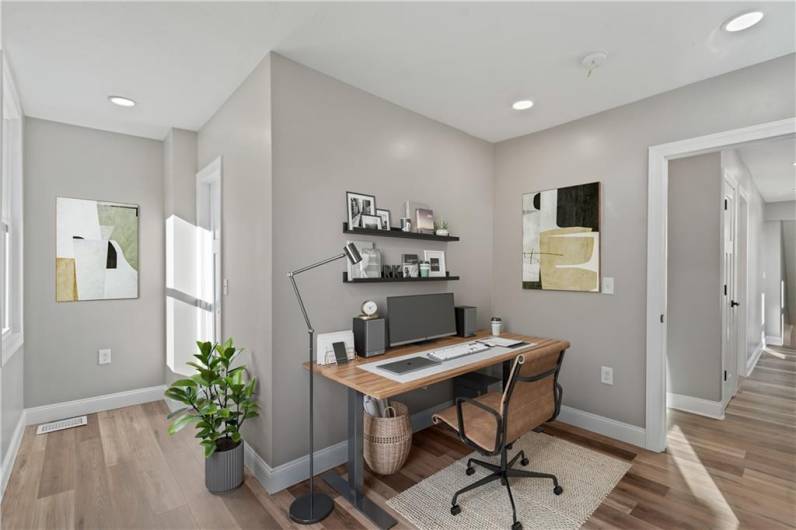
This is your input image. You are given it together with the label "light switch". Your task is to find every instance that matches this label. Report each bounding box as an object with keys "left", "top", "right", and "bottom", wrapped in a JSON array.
[
  {"left": 98, "top": 348, "right": 112, "bottom": 365},
  {"left": 602, "top": 277, "right": 614, "bottom": 295}
]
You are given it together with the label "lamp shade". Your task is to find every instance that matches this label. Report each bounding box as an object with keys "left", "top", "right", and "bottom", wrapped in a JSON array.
[{"left": 344, "top": 242, "right": 362, "bottom": 265}]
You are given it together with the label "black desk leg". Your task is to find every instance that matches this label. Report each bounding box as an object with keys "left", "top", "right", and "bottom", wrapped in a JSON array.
[{"left": 321, "top": 388, "right": 397, "bottom": 529}]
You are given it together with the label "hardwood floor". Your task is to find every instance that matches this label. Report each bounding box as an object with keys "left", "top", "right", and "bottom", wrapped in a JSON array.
[{"left": 3, "top": 345, "right": 794, "bottom": 529}]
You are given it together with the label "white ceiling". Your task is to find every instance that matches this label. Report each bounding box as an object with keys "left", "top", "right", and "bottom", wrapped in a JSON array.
[
  {"left": 738, "top": 136, "right": 796, "bottom": 203},
  {"left": 4, "top": 2, "right": 795, "bottom": 142}
]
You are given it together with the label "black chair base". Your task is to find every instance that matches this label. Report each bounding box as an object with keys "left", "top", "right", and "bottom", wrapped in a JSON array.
[{"left": 450, "top": 447, "right": 563, "bottom": 530}]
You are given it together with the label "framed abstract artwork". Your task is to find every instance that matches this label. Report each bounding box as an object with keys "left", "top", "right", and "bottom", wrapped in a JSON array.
[
  {"left": 522, "top": 182, "right": 600, "bottom": 292},
  {"left": 56, "top": 197, "right": 139, "bottom": 302}
]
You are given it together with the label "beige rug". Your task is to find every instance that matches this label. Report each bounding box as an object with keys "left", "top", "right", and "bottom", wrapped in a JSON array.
[{"left": 387, "top": 431, "right": 631, "bottom": 529}]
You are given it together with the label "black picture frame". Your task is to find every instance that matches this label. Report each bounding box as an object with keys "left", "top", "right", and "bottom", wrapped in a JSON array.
[
  {"left": 346, "top": 191, "right": 377, "bottom": 229},
  {"left": 375, "top": 208, "right": 392, "bottom": 231}
]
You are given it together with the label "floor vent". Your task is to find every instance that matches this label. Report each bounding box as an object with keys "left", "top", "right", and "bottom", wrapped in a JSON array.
[{"left": 36, "top": 416, "right": 88, "bottom": 435}]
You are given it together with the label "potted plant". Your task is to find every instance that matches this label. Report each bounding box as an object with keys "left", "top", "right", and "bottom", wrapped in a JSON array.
[
  {"left": 165, "top": 339, "right": 259, "bottom": 493},
  {"left": 435, "top": 220, "right": 450, "bottom": 237}
]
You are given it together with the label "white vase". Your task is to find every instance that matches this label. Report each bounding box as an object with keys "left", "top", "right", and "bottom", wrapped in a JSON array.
[{"left": 435, "top": 229, "right": 449, "bottom": 236}]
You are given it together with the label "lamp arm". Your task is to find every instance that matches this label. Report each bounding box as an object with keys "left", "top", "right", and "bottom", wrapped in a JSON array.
[{"left": 287, "top": 252, "right": 346, "bottom": 332}]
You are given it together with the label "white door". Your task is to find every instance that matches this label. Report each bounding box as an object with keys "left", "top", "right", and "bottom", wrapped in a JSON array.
[{"left": 722, "top": 179, "right": 738, "bottom": 402}]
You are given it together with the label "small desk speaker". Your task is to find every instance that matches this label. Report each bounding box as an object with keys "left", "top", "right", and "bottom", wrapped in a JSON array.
[
  {"left": 455, "top": 306, "right": 477, "bottom": 337},
  {"left": 353, "top": 317, "right": 386, "bottom": 357}
]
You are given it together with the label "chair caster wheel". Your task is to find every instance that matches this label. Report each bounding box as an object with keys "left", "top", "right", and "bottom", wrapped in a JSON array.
[
  {"left": 451, "top": 505, "right": 461, "bottom": 516},
  {"left": 506, "top": 443, "right": 514, "bottom": 450},
  {"left": 500, "top": 478, "right": 507, "bottom": 486},
  {"left": 465, "top": 467, "right": 475, "bottom": 476},
  {"left": 554, "top": 485, "right": 563, "bottom": 495},
  {"left": 520, "top": 458, "right": 529, "bottom": 466},
  {"left": 512, "top": 522, "right": 522, "bottom": 530}
]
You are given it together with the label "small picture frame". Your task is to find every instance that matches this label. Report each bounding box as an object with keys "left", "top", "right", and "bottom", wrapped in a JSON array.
[
  {"left": 346, "top": 191, "right": 376, "bottom": 229},
  {"left": 375, "top": 208, "right": 392, "bottom": 231},
  {"left": 415, "top": 208, "right": 435, "bottom": 234},
  {"left": 360, "top": 214, "right": 382, "bottom": 230},
  {"left": 424, "top": 250, "right": 446, "bottom": 277}
]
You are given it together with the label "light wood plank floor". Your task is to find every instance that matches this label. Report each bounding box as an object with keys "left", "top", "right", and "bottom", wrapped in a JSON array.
[{"left": 3, "top": 345, "right": 794, "bottom": 529}]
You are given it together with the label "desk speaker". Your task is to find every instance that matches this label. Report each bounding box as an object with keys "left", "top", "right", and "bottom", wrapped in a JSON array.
[
  {"left": 353, "top": 318, "right": 386, "bottom": 357},
  {"left": 455, "top": 306, "right": 477, "bottom": 337}
]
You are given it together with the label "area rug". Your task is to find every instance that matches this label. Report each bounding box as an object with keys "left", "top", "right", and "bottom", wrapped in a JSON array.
[{"left": 387, "top": 431, "right": 631, "bottom": 529}]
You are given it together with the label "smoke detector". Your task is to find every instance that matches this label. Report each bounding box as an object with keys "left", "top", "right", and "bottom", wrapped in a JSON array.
[{"left": 581, "top": 51, "right": 608, "bottom": 78}]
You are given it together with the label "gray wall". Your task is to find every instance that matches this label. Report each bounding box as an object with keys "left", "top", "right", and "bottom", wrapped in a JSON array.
[
  {"left": 666, "top": 153, "right": 721, "bottom": 401},
  {"left": 269, "top": 54, "right": 494, "bottom": 466},
  {"left": 197, "top": 56, "right": 274, "bottom": 463},
  {"left": 764, "top": 221, "right": 784, "bottom": 340},
  {"left": 782, "top": 221, "right": 796, "bottom": 329},
  {"left": 765, "top": 200, "right": 796, "bottom": 221},
  {"left": 24, "top": 118, "right": 165, "bottom": 407},
  {"left": 492, "top": 54, "right": 795, "bottom": 428}
]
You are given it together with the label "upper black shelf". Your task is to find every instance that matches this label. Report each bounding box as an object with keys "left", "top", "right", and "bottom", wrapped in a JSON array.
[{"left": 342, "top": 222, "right": 460, "bottom": 242}]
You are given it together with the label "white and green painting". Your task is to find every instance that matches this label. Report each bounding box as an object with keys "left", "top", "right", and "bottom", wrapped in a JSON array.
[{"left": 56, "top": 197, "right": 139, "bottom": 302}]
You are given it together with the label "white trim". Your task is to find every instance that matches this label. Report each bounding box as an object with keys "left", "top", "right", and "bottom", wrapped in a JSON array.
[
  {"left": 25, "top": 385, "right": 167, "bottom": 426},
  {"left": 0, "top": 410, "right": 26, "bottom": 501},
  {"left": 645, "top": 117, "right": 796, "bottom": 453},
  {"left": 557, "top": 405, "right": 646, "bottom": 448},
  {"left": 667, "top": 393, "right": 725, "bottom": 420},
  {"left": 1, "top": 331, "right": 22, "bottom": 365},
  {"left": 765, "top": 335, "right": 784, "bottom": 347},
  {"left": 746, "top": 344, "right": 764, "bottom": 376}
]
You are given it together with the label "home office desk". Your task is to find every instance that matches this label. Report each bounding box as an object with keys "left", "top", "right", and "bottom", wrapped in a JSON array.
[{"left": 304, "top": 330, "right": 570, "bottom": 529}]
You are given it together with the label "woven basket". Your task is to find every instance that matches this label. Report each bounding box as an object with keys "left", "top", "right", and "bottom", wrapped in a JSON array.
[{"left": 363, "top": 401, "right": 412, "bottom": 475}]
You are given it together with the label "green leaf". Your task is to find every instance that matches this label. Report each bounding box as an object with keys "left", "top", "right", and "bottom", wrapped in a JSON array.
[
  {"left": 168, "top": 413, "right": 199, "bottom": 435},
  {"left": 166, "top": 407, "right": 191, "bottom": 420},
  {"left": 170, "top": 378, "right": 197, "bottom": 388}
]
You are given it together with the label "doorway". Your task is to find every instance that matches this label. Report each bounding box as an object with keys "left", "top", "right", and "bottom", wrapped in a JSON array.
[{"left": 645, "top": 117, "right": 796, "bottom": 452}]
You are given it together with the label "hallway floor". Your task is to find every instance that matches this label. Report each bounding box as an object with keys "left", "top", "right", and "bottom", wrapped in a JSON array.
[{"left": 2, "top": 346, "right": 794, "bottom": 529}]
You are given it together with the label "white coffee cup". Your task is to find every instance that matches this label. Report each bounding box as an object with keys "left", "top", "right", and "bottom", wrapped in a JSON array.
[{"left": 491, "top": 319, "right": 503, "bottom": 336}]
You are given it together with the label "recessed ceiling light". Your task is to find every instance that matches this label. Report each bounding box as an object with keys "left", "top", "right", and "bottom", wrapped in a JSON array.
[
  {"left": 512, "top": 100, "right": 534, "bottom": 111},
  {"left": 723, "top": 11, "right": 764, "bottom": 32},
  {"left": 108, "top": 95, "right": 136, "bottom": 108}
]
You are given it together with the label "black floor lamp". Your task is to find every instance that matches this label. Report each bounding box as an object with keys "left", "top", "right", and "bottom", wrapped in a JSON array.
[{"left": 287, "top": 242, "right": 362, "bottom": 525}]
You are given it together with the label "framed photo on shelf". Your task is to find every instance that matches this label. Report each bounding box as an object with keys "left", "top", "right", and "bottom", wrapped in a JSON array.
[
  {"left": 346, "top": 191, "right": 376, "bottom": 229},
  {"left": 424, "top": 250, "right": 446, "bottom": 277},
  {"left": 360, "top": 214, "right": 382, "bottom": 230},
  {"left": 415, "top": 208, "right": 435, "bottom": 234},
  {"left": 375, "top": 208, "right": 391, "bottom": 231}
]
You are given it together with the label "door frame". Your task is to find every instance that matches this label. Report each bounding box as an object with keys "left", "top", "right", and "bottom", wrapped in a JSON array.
[
  {"left": 721, "top": 173, "right": 738, "bottom": 406},
  {"left": 645, "top": 117, "right": 796, "bottom": 452},
  {"left": 736, "top": 188, "right": 751, "bottom": 379},
  {"left": 196, "top": 157, "right": 222, "bottom": 342}
]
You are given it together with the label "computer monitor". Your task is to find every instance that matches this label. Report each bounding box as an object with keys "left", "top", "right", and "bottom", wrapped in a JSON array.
[{"left": 387, "top": 293, "right": 456, "bottom": 347}]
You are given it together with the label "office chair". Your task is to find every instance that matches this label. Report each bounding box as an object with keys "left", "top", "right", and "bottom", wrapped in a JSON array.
[{"left": 432, "top": 342, "right": 567, "bottom": 530}]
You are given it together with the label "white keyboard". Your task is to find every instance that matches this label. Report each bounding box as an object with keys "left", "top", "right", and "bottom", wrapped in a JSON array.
[{"left": 427, "top": 341, "right": 490, "bottom": 362}]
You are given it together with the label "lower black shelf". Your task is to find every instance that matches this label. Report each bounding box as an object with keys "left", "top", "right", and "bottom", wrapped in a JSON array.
[{"left": 343, "top": 272, "right": 459, "bottom": 283}]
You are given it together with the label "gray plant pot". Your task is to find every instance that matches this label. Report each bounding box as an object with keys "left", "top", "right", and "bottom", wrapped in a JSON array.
[{"left": 205, "top": 440, "right": 244, "bottom": 493}]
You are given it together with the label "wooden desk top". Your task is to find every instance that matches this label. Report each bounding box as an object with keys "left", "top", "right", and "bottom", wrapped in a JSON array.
[{"left": 304, "top": 330, "right": 569, "bottom": 399}]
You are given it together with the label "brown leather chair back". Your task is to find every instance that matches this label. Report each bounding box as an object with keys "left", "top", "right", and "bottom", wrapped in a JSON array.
[{"left": 499, "top": 343, "right": 564, "bottom": 445}]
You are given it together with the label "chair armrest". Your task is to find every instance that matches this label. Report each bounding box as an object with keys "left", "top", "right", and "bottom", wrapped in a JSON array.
[{"left": 455, "top": 397, "right": 502, "bottom": 453}]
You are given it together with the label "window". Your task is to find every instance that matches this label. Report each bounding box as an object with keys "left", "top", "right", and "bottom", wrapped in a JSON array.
[{"left": 2, "top": 55, "right": 24, "bottom": 365}]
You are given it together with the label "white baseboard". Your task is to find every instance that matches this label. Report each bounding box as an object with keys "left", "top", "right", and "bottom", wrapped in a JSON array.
[
  {"left": 1, "top": 410, "right": 27, "bottom": 502},
  {"left": 766, "top": 335, "right": 783, "bottom": 347},
  {"left": 666, "top": 392, "right": 724, "bottom": 420},
  {"left": 25, "top": 385, "right": 167, "bottom": 426},
  {"left": 746, "top": 344, "right": 765, "bottom": 376},
  {"left": 556, "top": 405, "right": 646, "bottom": 448}
]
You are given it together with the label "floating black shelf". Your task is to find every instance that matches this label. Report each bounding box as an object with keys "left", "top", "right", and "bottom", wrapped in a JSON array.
[
  {"left": 343, "top": 272, "right": 460, "bottom": 283},
  {"left": 342, "top": 222, "right": 460, "bottom": 242}
]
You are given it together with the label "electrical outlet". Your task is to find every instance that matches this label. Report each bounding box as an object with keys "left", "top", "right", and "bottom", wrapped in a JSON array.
[
  {"left": 602, "top": 277, "right": 614, "bottom": 295},
  {"left": 98, "top": 348, "right": 112, "bottom": 365},
  {"left": 601, "top": 366, "right": 613, "bottom": 385}
]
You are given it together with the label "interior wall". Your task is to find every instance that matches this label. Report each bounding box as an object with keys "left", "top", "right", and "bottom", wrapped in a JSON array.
[
  {"left": 492, "top": 54, "right": 795, "bottom": 428},
  {"left": 23, "top": 118, "right": 165, "bottom": 407},
  {"left": 269, "top": 53, "right": 495, "bottom": 466},
  {"left": 196, "top": 55, "right": 273, "bottom": 463},
  {"left": 782, "top": 221, "right": 796, "bottom": 329},
  {"left": 763, "top": 221, "right": 783, "bottom": 341},
  {"left": 722, "top": 149, "right": 767, "bottom": 362},
  {"left": 666, "top": 153, "right": 722, "bottom": 401},
  {"left": 764, "top": 200, "right": 796, "bottom": 221}
]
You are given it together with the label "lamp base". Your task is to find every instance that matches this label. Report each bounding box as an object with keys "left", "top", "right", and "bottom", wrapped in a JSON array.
[{"left": 289, "top": 492, "right": 334, "bottom": 524}]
